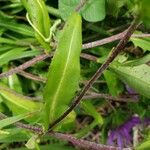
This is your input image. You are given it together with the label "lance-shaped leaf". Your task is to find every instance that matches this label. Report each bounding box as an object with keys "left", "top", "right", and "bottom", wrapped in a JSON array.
[
  {"left": 43, "top": 12, "right": 82, "bottom": 130},
  {"left": 111, "top": 64, "right": 150, "bottom": 98},
  {"left": 0, "top": 112, "right": 37, "bottom": 129},
  {"left": 0, "top": 84, "right": 42, "bottom": 121},
  {"left": 21, "top": 0, "right": 51, "bottom": 51}
]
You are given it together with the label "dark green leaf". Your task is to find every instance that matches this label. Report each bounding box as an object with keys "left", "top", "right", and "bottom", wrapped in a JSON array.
[{"left": 111, "top": 64, "right": 150, "bottom": 98}]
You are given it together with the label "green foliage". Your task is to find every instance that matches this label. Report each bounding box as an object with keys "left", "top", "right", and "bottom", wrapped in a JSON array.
[
  {"left": 111, "top": 64, "right": 150, "bottom": 98},
  {"left": 81, "top": 101, "right": 103, "bottom": 125},
  {"left": 0, "top": 112, "right": 36, "bottom": 129},
  {"left": 136, "top": 132, "right": 150, "bottom": 150},
  {"left": 42, "top": 12, "right": 82, "bottom": 130},
  {"left": 0, "top": 11, "right": 34, "bottom": 37},
  {"left": 0, "top": 84, "right": 42, "bottom": 118},
  {"left": 21, "top": 0, "right": 51, "bottom": 51},
  {"left": 131, "top": 37, "right": 150, "bottom": 52},
  {"left": 104, "top": 70, "right": 123, "bottom": 96},
  {"left": 106, "top": 0, "right": 127, "bottom": 17},
  {"left": 0, "top": 0, "right": 150, "bottom": 149},
  {"left": 139, "top": 0, "right": 150, "bottom": 28},
  {"left": 59, "top": 0, "right": 105, "bottom": 22}
]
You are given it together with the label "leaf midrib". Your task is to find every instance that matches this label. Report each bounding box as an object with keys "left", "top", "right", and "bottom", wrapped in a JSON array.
[{"left": 50, "top": 22, "right": 78, "bottom": 119}]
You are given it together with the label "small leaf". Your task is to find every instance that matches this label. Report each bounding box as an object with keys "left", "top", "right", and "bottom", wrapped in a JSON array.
[
  {"left": 21, "top": 0, "right": 51, "bottom": 51},
  {"left": 0, "top": 84, "right": 42, "bottom": 115},
  {"left": 81, "top": 0, "right": 106, "bottom": 22},
  {"left": 42, "top": 12, "right": 82, "bottom": 130},
  {"left": 131, "top": 37, "right": 150, "bottom": 51},
  {"left": 124, "top": 54, "right": 150, "bottom": 66},
  {"left": 139, "top": 0, "right": 150, "bottom": 28},
  {"left": 104, "top": 70, "right": 123, "bottom": 96},
  {"left": 0, "top": 11, "right": 34, "bottom": 37},
  {"left": 0, "top": 112, "right": 36, "bottom": 129},
  {"left": 111, "top": 64, "right": 150, "bottom": 98},
  {"left": 81, "top": 101, "right": 103, "bottom": 125},
  {"left": 59, "top": 0, "right": 105, "bottom": 22},
  {"left": 106, "top": 0, "right": 126, "bottom": 17},
  {"left": 25, "top": 134, "right": 39, "bottom": 149},
  {"left": 136, "top": 133, "right": 150, "bottom": 150}
]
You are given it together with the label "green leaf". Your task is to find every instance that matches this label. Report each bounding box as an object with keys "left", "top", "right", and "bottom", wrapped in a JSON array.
[
  {"left": 0, "top": 11, "right": 34, "bottom": 37},
  {"left": 0, "top": 47, "right": 41, "bottom": 66},
  {"left": 124, "top": 54, "right": 150, "bottom": 66},
  {"left": 139, "top": 0, "right": 150, "bottom": 28},
  {"left": 0, "top": 84, "right": 42, "bottom": 115},
  {"left": 0, "top": 112, "right": 37, "bottom": 129},
  {"left": 81, "top": 0, "right": 105, "bottom": 22},
  {"left": 111, "top": 64, "right": 150, "bottom": 98},
  {"left": 136, "top": 132, "right": 150, "bottom": 150},
  {"left": 81, "top": 101, "right": 103, "bottom": 125},
  {"left": 21, "top": 0, "right": 51, "bottom": 51},
  {"left": 25, "top": 134, "right": 39, "bottom": 149},
  {"left": 104, "top": 70, "right": 123, "bottom": 96},
  {"left": 13, "top": 144, "right": 75, "bottom": 150},
  {"left": 131, "top": 37, "right": 150, "bottom": 51},
  {"left": 59, "top": 0, "right": 105, "bottom": 22},
  {"left": 58, "top": 0, "right": 79, "bottom": 20},
  {"left": 42, "top": 12, "right": 82, "bottom": 130},
  {"left": 0, "top": 128, "right": 29, "bottom": 143},
  {"left": 106, "top": 0, "right": 126, "bottom": 17}
]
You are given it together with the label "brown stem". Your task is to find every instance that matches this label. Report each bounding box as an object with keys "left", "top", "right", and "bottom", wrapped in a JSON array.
[
  {"left": 80, "top": 53, "right": 98, "bottom": 61},
  {"left": 83, "top": 93, "right": 138, "bottom": 103},
  {"left": 82, "top": 32, "right": 150, "bottom": 49},
  {"left": 0, "top": 113, "right": 119, "bottom": 150},
  {"left": 0, "top": 53, "right": 97, "bottom": 79},
  {"left": 0, "top": 32, "right": 149, "bottom": 80},
  {"left": 75, "top": 0, "right": 89, "bottom": 12},
  {"left": 0, "top": 54, "right": 50, "bottom": 79},
  {"left": 18, "top": 70, "right": 47, "bottom": 83},
  {"left": 48, "top": 18, "right": 139, "bottom": 130}
]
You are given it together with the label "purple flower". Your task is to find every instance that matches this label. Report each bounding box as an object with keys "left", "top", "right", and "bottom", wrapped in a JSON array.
[{"left": 107, "top": 116, "right": 141, "bottom": 148}]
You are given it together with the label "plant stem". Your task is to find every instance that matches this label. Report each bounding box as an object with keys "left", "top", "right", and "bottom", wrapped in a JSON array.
[
  {"left": 83, "top": 93, "right": 138, "bottom": 102},
  {"left": 47, "top": 18, "right": 139, "bottom": 130},
  {"left": 75, "top": 0, "right": 89, "bottom": 12},
  {"left": 0, "top": 54, "right": 50, "bottom": 79},
  {"left": 0, "top": 113, "right": 119, "bottom": 150},
  {"left": 0, "top": 53, "right": 96, "bottom": 79},
  {"left": 47, "top": 6, "right": 60, "bottom": 17},
  {"left": 1, "top": 31, "right": 149, "bottom": 79},
  {"left": 18, "top": 70, "right": 47, "bottom": 83}
]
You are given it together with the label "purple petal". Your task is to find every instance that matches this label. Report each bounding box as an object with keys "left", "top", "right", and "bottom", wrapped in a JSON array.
[{"left": 116, "top": 133, "right": 123, "bottom": 148}]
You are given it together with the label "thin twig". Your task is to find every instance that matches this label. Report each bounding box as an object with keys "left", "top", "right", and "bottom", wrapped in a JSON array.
[
  {"left": 82, "top": 32, "right": 150, "bottom": 49},
  {"left": 18, "top": 70, "right": 47, "bottom": 83},
  {"left": 83, "top": 93, "right": 138, "bottom": 102},
  {"left": 75, "top": 0, "right": 89, "bottom": 12},
  {"left": 48, "top": 18, "right": 139, "bottom": 130},
  {"left": 0, "top": 113, "right": 119, "bottom": 150},
  {"left": 0, "top": 54, "right": 50, "bottom": 79},
  {"left": 80, "top": 53, "right": 97, "bottom": 61},
  {"left": 0, "top": 53, "right": 97, "bottom": 79},
  {"left": 0, "top": 31, "right": 149, "bottom": 79}
]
